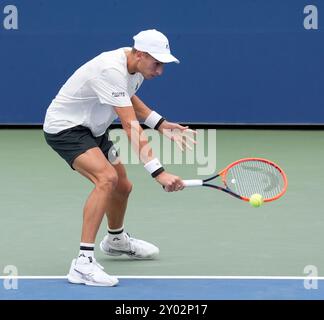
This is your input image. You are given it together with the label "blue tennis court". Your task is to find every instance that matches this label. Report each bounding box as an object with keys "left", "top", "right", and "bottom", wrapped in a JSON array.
[{"left": 1, "top": 277, "right": 324, "bottom": 300}]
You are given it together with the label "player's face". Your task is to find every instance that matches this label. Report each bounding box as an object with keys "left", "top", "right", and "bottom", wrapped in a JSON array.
[{"left": 138, "top": 53, "right": 164, "bottom": 79}]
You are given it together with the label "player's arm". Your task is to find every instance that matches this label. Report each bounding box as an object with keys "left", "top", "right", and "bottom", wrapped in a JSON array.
[
  {"left": 89, "top": 70, "right": 183, "bottom": 190},
  {"left": 131, "top": 94, "right": 196, "bottom": 151},
  {"left": 131, "top": 95, "right": 152, "bottom": 121},
  {"left": 114, "top": 106, "right": 184, "bottom": 192}
]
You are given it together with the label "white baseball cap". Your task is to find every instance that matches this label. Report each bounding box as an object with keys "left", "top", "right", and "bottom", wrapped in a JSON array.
[{"left": 133, "top": 29, "right": 180, "bottom": 64}]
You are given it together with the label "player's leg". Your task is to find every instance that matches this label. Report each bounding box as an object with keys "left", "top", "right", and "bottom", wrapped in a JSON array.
[
  {"left": 105, "top": 162, "right": 132, "bottom": 230},
  {"left": 72, "top": 147, "right": 119, "bottom": 243},
  {"left": 100, "top": 161, "right": 159, "bottom": 259},
  {"left": 45, "top": 127, "right": 119, "bottom": 286},
  {"left": 67, "top": 147, "right": 119, "bottom": 286}
]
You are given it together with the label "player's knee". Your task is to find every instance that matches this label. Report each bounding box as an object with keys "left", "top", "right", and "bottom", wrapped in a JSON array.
[
  {"left": 116, "top": 179, "right": 133, "bottom": 197},
  {"left": 96, "top": 171, "right": 118, "bottom": 191},
  {"left": 124, "top": 180, "right": 133, "bottom": 196}
]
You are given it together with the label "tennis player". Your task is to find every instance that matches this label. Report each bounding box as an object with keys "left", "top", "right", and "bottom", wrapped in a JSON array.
[{"left": 43, "top": 29, "right": 195, "bottom": 286}]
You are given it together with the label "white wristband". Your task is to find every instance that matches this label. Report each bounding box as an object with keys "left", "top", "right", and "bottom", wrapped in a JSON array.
[
  {"left": 144, "top": 111, "right": 163, "bottom": 129},
  {"left": 144, "top": 158, "right": 163, "bottom": 174}
]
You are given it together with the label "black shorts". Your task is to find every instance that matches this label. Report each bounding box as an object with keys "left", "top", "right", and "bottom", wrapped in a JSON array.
[{"left": 44, "top": 125, "right": 118, "bottom": 169}]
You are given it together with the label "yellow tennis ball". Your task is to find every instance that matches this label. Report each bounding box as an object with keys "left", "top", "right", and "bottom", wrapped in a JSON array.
[{"left": 249, "top": 194, "right": 264, "bottom": 208}]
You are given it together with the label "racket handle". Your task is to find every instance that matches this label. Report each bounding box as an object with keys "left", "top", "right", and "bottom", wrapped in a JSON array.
[{"left": 183, "top": 179, "right": 203, "bottom": 187}]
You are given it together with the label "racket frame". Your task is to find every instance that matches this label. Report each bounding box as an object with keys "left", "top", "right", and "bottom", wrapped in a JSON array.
[{"left": 201, "top": 157, "right": 288, "bottom": 202}]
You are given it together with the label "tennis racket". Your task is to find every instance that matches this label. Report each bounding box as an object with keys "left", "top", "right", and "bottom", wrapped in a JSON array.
[{"left": 183, "top": 158, "right": 288, "bottom": 202}]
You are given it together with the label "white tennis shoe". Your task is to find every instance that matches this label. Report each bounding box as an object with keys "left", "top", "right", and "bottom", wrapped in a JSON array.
[
  {"left": 67, "top": 256, "right": 119, "bottom": 287},
  {"left": 100, "top": 233, "right": 159, "bottom": 260}
]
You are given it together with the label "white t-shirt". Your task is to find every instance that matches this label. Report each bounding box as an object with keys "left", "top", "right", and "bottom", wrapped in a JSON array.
[{"left": 43, "top": 48, "right": 144, "bottom": 137}]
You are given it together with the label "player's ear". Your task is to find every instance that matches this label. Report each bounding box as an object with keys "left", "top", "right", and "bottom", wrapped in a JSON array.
[
  {"left": 133, "top": 48, "right": 144, "bottom": 61},
  {"left": 138, "top": 51, "right": 151, "bottom": 63}
]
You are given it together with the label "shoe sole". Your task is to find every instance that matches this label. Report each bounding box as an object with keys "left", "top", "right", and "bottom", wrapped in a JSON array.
[
  {"left": 99, "top": 241, "right": 159, "bottom": 260},
  {"left": 67, "top": 274, "right": 119, "bottom": 287}
]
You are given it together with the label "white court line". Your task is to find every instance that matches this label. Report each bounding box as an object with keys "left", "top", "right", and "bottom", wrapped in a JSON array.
[{"left": 0, "top": 276, "right": 324, "bottom": 280}]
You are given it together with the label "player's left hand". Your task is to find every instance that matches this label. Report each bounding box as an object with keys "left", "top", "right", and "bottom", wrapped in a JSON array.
[{"left": 158, "top": 121, "right": 197, "bottom": 151}]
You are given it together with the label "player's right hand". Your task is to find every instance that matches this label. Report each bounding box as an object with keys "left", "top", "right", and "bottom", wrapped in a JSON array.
[{"left": 155, "top": 171, "right": 184, "bottom": 192}]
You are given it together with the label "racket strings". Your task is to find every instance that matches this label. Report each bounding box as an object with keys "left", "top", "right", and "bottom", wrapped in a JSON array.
[{"left": 226, "top": 161, "right": 285, "bottom": 199}]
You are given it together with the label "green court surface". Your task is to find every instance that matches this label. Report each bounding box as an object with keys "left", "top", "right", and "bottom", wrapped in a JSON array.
[{"left": 0, "top": 129, "right": 323, "bottom": 277}]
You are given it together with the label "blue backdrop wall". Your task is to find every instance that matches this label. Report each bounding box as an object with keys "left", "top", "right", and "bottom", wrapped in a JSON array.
[{"left": 1, "top": 0, "right": 323, "bottom": 124}]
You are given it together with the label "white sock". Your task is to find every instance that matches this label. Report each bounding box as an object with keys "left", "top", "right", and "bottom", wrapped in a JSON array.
[
  {"left": 78, "top": 242, "right": 95, "bottom": 262},
  {"left": 107, "top": 226, "right": 128, "bottom": 246}
]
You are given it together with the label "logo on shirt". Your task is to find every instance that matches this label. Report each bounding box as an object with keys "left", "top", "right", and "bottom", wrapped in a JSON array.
[{"left": 112, "top": 92, "right": 126, "bottom": 97}]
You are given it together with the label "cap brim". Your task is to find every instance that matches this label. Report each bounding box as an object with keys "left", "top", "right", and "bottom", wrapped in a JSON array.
[{"left": 149, "top": 53, "right": 180, "bottom": 64}]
